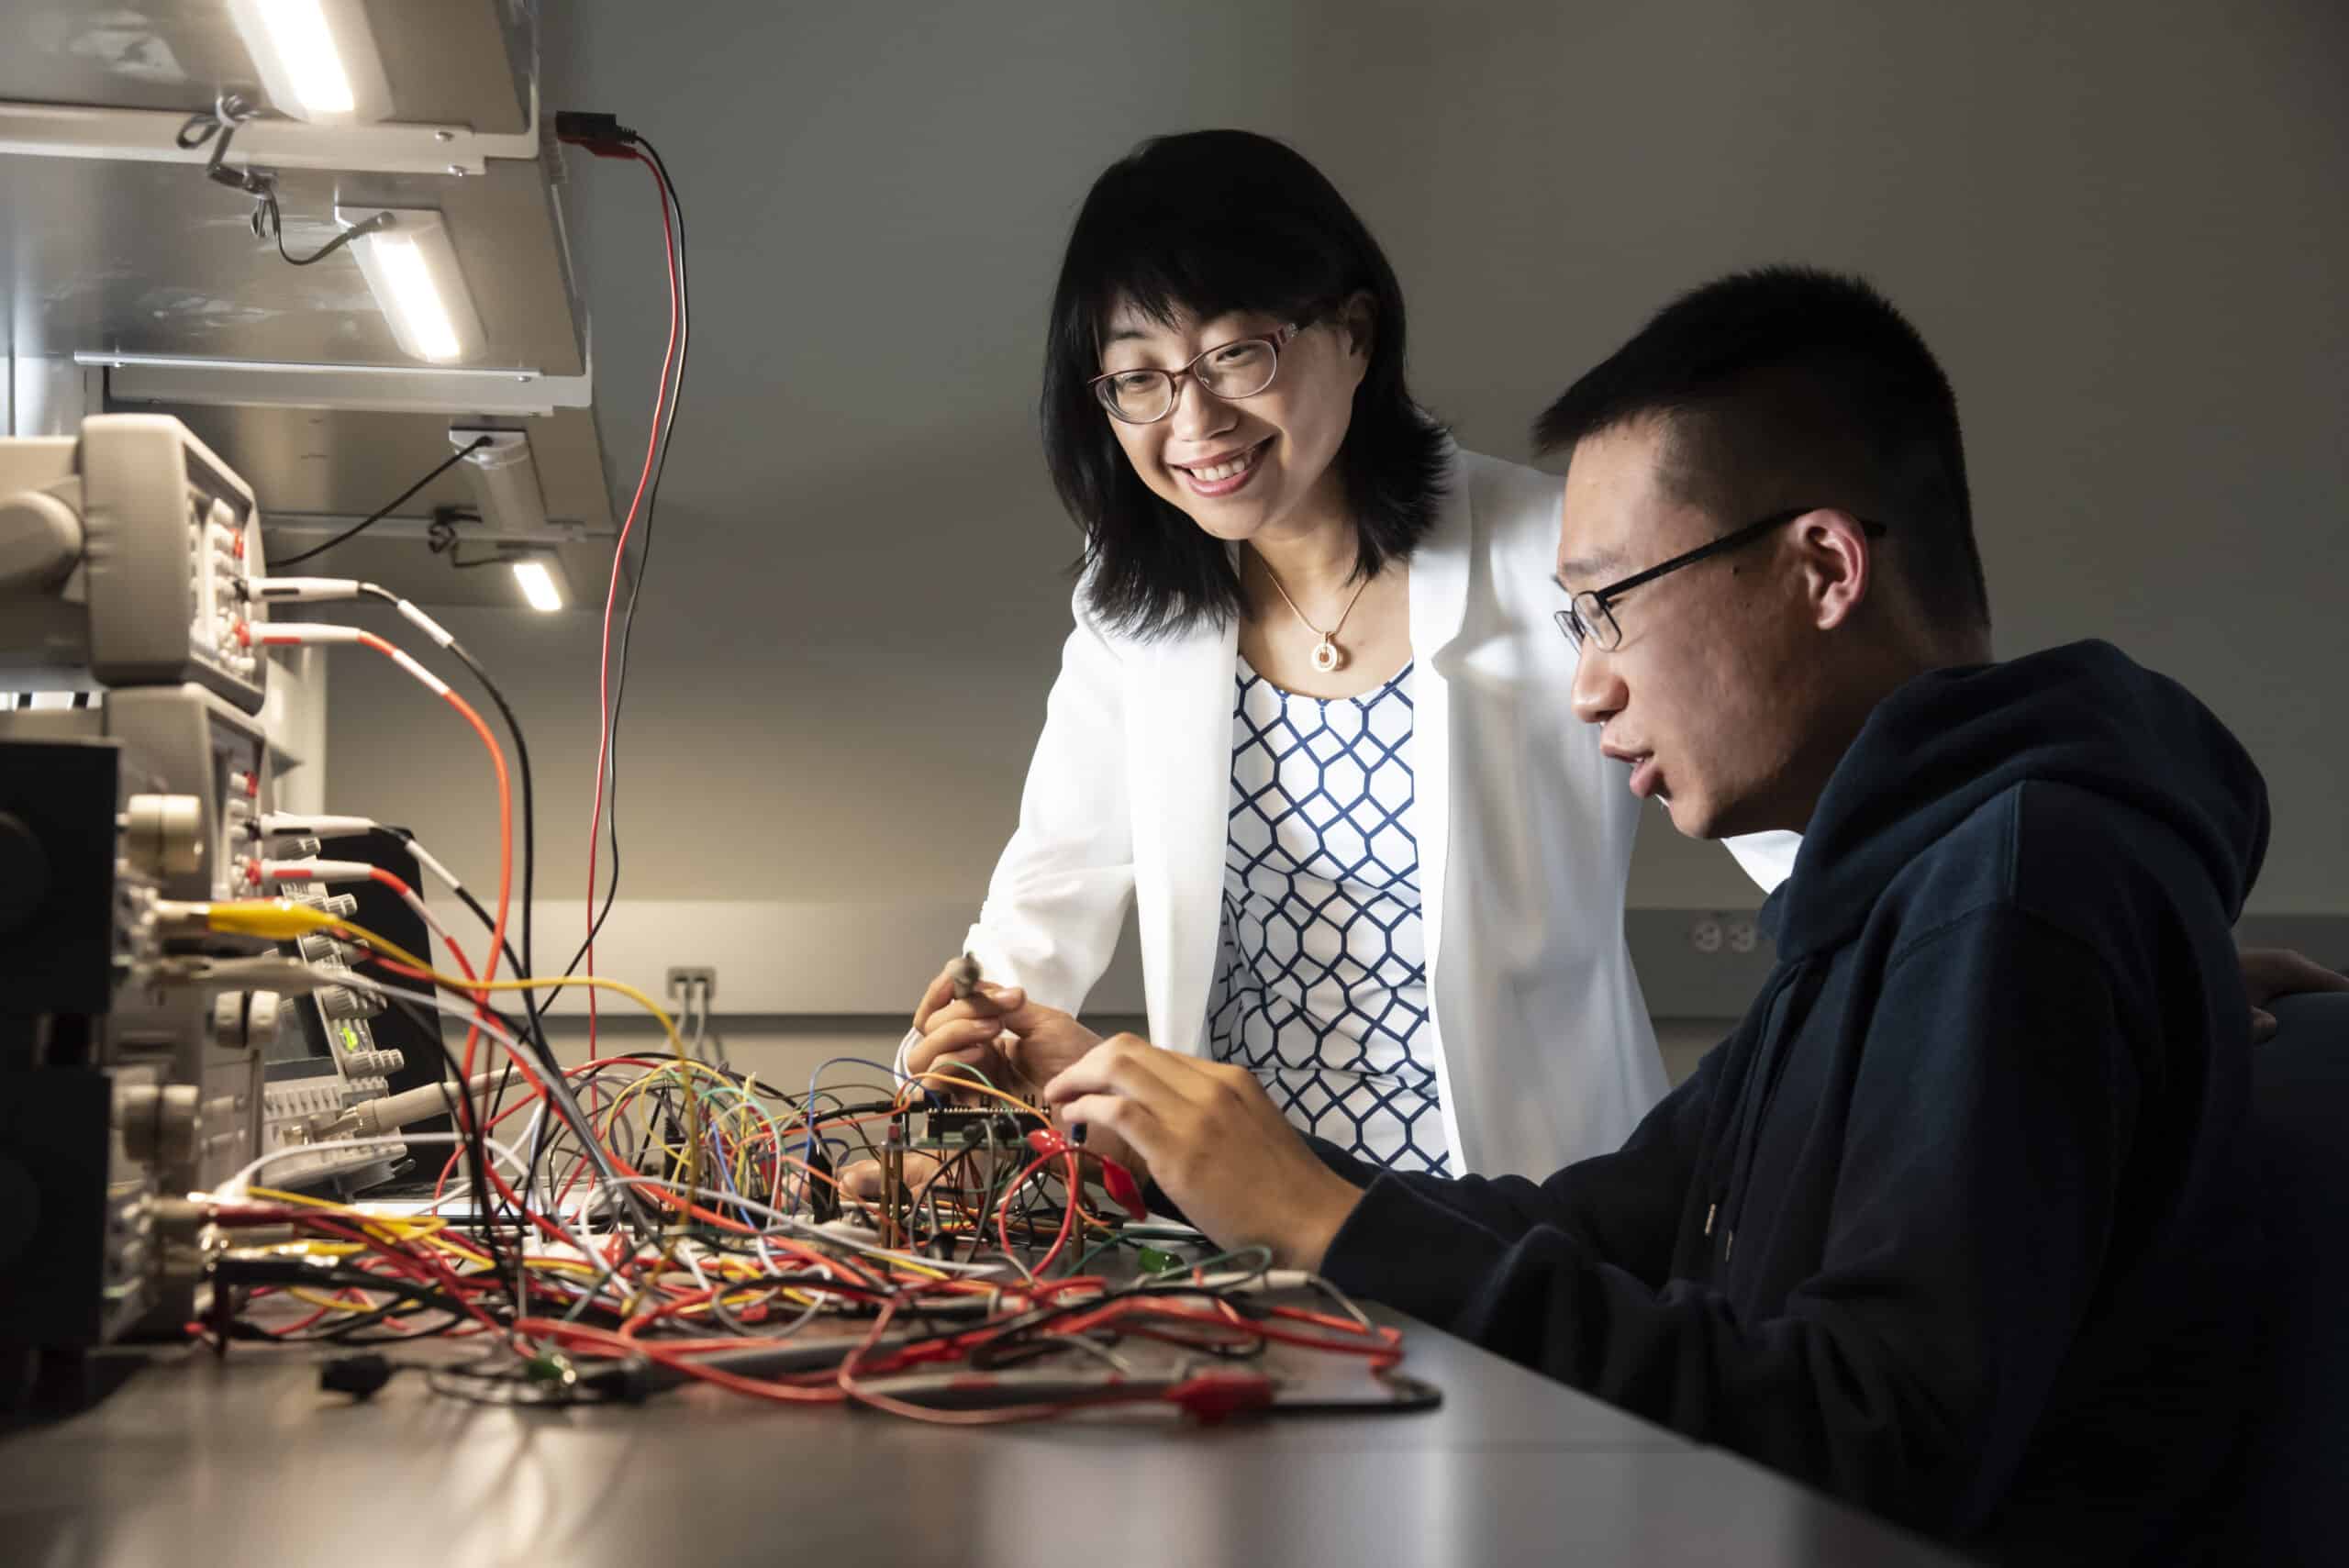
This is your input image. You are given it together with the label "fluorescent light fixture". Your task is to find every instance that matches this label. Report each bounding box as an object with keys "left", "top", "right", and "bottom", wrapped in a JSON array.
[
  {"left": 334, "top": 206, "right": 486, "bottom": 364},
  {"left": 450, "top": 428, "right": 551, "bottom": 535},
  {"left": 511, "top": 558, "right": 564, "bottom": 613},
  {"left": 228, "top": 0, "right": 395, "bottom": 124},
  {"left": 372, "top": 238, "right": 460, "bottom": 359}
]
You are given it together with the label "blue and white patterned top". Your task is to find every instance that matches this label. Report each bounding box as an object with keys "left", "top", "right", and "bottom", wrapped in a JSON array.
[{"left": 1204, "top": 655, "right": 1452, "bottom": 1174}]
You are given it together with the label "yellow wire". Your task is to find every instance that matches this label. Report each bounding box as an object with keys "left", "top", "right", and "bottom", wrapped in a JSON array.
[
  {"left": 226, "top": 910, "right": 1091, "bottom": 1263},
  {"left": 205, "top": 901, "right": 704, "bottom": 1214},
  {"left": 201, "top": 902, "right": 687, "bottom": 1056}
]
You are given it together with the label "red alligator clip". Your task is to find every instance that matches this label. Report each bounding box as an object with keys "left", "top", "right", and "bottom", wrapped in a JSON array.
[
  {"left": 1025, "top": 1128, "right": 1148, "bottom": 1220},
  {"left": 1166, "top": 1370, "right": 1275, "bottom": 1424}
]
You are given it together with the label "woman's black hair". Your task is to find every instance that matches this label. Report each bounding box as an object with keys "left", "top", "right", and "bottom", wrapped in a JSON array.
[{"left": 1041, "top": 129, "right": 1449, "bottom": 639}]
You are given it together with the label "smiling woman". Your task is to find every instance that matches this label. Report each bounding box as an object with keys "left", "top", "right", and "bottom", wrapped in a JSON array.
[{"left": 895, "top": 130, "right": 1786, "bottom": 1183}]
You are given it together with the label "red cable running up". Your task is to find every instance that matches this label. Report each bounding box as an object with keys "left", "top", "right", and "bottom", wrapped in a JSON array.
[{"left": 584, "top": 149, "right": 682, "bottom": 1053}]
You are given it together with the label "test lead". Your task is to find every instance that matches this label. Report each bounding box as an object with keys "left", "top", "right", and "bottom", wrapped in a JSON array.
[{"left": 949, "top": 951, "right": 982, "bottom": 1001}]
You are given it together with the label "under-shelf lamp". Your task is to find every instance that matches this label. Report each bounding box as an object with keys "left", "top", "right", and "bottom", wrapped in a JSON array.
[
  {"left": 333, "top": 206, "right": 486, "bottom": 364},
  {"left": 228, "top": 0, "right": 395, "bottom": 124}
]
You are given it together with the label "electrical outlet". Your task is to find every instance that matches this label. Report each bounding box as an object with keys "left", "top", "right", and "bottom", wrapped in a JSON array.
[
  {"left": 1725, "top": 917, "right": 1759, "bottom": 955},
  {"left": 1687, "top": 915, "right": 1723, "bottom": 954},
  {"left": 666, "top": 966, "right": 716, "bottom": 1000}
]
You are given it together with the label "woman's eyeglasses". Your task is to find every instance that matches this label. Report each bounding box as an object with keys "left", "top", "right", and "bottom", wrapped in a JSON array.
[{"left": 1089, "top": 323, "right": 1301, "bottom": 425}]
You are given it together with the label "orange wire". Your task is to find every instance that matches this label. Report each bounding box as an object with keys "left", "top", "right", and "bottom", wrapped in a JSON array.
[{"left": 323, "top": 629, "right": 513, "bottom": 1077}]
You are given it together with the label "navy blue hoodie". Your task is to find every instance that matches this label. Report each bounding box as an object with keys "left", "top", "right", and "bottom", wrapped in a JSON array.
[{"left": 1314, "top": 640, "right": 2266, "bottom": 1562}]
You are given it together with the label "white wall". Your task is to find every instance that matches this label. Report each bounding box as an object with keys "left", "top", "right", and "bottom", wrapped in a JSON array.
[{"left": 321, "top": 0, "right": 2348, "bottom": 1031}]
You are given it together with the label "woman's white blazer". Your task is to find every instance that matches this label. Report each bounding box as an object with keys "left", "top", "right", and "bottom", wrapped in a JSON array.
[{"left": 962, "top": 441, "right": 1798, "bottom": 1176}]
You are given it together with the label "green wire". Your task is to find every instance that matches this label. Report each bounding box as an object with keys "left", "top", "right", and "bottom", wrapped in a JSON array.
[{"left": 1065, "top": 1229, "right": 1149, "bottom": 1279}]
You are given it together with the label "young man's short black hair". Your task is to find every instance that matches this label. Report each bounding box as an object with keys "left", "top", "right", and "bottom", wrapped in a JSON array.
[
  {"left": 1042, "top": 129, "right": 1449, "bottom": 639},
  {"left": 1535, "top": 267, "right": 1989, "bottom": 633}
]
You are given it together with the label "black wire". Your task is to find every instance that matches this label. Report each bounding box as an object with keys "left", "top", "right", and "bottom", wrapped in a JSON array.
[
  {"left": 215, "top": 1259, "right": 475, "bottom": 1340},
  {"left": 273, "top": 438, "right": 493, "bottom": 568},
  {"left": 426, "top": 506, "right": 532, "bottom": 570},
  {"left": 347, "top": 591, "right": 552, "bottom": 1180},
  {"left": 383, "top": 991, "right": 527, "bottom": 1295},
  {"left": 277, "top": 210, "right": 389, "bottom": 268},
  {"left": 561, "top": 136, "right": 688, "bottom": 983},
  {"left": 344, "top": 794, "right": 540, "bottom": 1059},
  {"left": 424, "top": 506, "right": 483, "bottom": 557},
  {"left": 373, "top": 609, "right": 540, "bottom": 1023},
  {"left": 340, "top": 595, "right": 656, "bottom": 1233}
]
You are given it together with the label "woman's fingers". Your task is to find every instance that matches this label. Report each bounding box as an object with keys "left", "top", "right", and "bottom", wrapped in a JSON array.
[
  {"left": 915, "top": 966, "right": 1025, "bottom": 1034},
  {"left": 906, "top": 1015, "right": 1013, "bottom": 1079},
  {"left": 910, "top": 962, "right": 963, "bottom": 1034},
  {"left": 915, "top": 981, "right": 1026, "bottom": 1037}
]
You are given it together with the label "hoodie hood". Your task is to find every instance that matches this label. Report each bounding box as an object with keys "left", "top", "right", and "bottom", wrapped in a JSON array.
[{"left": 1765, "top": 639, "right": 2268, "bottom": 961}]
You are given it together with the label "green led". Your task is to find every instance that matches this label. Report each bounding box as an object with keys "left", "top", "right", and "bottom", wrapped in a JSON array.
[
  {"left": 1137, "top": 1246, "right": 1185, "bottom": 1275},
  {"left": 340, "top": 1022, "right": 362, "bottom": 1051}
]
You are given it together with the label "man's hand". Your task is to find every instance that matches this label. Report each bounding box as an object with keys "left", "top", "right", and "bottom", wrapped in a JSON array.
[
  {"left": 2241, "top": 947, "right": 2349, "bottom": 1043},
  {"left": 1043, "top": 1035, "right": 1364, "bottom": 1271}
]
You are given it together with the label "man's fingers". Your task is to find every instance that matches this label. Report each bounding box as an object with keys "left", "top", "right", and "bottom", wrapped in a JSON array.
[
  {"left": 1052, "top": 1092, "right": 1162, "bottom": 1168},
  {"left": 2240, "top": 947, "right": 2349, "bottom": 1008},
  {"left": 2251, "top": 1007, "right": 2278, "bottom": 1045},
  {"left": 1042, "top": 1034, "right": 1196, "bottom": 1110},
  {"left": 2285, "top": 957, "right": 2349, "bottom": 993}
]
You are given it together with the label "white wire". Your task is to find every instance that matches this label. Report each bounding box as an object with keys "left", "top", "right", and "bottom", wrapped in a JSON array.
[
  {"left": 324, "top": 951, "right": 654, "bottom": 1240},
  {"left": 215, "top": 1131, "right": 528, "bottom": 1199},
  {"left": 288, "top": 965, "right": 636, "bottom": 1301},
  {"left": 399, "top": 835, "right": 467, "bottom": 896}
]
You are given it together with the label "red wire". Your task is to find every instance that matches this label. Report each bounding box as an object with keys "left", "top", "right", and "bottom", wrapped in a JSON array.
[
  {"left": 355, "top": 866, "right": 542, "bottom": 1095},
  {"left": 254, "top": 627, "right": 512, "bottom": 1068},
  {"left": 992, "top": 1150, "right": 1080, "bottom": 1273},
  {"left": 584, "top": 149, "right": 681, "bottom": 1054},
  {"left": 334, "top": 630, "right": 513, "bottom": 1073}
]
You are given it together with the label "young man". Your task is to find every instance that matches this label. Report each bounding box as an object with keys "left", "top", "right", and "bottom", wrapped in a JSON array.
[{"left": 962, "top": 269, "right": 2266, "bottom": 1561}]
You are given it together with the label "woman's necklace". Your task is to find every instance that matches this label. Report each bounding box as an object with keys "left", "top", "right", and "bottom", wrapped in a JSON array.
[{"left": 1259, "top": 559, "right": 1373, "bottom": 673}]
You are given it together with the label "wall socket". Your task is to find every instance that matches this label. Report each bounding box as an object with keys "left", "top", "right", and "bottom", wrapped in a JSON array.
[
  {"left": 1687, "top": 915, "right": 1760, "bottom": 956},
  {"left": 666, "top": 966, "right": 717, "bottom": 1000}
]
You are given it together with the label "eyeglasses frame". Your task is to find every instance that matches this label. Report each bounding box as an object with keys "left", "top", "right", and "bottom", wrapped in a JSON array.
[
  {"left": 1088, "top": 322, "right": 1303, "bottom": 425},
  {"left": 1554, "top": 506, "right": 1889, "bottom": 651}
]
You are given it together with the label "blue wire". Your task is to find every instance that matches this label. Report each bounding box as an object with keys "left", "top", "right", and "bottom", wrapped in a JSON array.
[{"left": 802, "top": 1056, "right": 907, "bottom": 1195}]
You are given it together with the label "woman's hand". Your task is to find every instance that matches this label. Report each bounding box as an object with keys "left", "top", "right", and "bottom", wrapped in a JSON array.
[
  {"left": 842, "top": 980, "right": 1109, "bottom": 1203},
  {"left": 903, "top": 977, "right": 1105, "bottom": 1103}
]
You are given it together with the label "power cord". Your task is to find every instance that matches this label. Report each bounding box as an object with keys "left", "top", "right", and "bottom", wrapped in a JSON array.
[
  {"left": 273, "top": 439, "right": 492, "bottom": 568},
  {"left": 176, "top": 91, "right": 390, "bottom": 266},
  {"left": 550, "top": 114, "right": 692, "bottom": 1045}
]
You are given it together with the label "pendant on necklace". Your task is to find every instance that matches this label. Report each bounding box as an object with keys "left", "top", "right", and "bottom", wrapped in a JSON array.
[{"left": 1312, "top": 636, "right": 1343, "bottom": 673}]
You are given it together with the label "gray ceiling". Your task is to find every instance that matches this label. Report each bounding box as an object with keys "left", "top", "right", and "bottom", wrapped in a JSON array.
[
  {"left": 0, "top": 0, "right": 619, "bottom": 606},
  {"left": 0, "top": 0, "right": 529, "bottom": 127}
]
